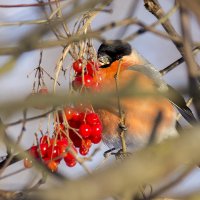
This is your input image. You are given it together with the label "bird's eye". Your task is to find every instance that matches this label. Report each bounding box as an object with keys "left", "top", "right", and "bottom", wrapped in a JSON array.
[
  {"left": 115, "top": 55, "right": 122, "bottom": 60},
  {"left": 98, "top": 55, "right": 111, "bottom": 66}
]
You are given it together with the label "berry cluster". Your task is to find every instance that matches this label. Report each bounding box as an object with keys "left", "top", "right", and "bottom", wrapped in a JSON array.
[
  {"left": 24, "top": 135, "right": 77, "bottom": 172},
  {"left": 72, "top": 59, "right": 102, "bottom": 91},
  {"left": 31, "top": 85, "right": 49, "bottom": 110},
  {"left": 56, "top": 107, "right": 102, "bottom": 156},
  {"left": 25, "top": 59, "right": 103, "bottom": 172},
  {"left": 24, "top": 106, "right": 102, "bottom": 172}
]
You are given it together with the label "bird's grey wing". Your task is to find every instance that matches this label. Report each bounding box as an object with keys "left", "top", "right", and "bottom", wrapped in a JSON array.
[
  {"left": 128, "top": 65, "right": 197, "bottom": 124},
  {"left": 165, "top": 85, "right": 197, "bottom": 124}
]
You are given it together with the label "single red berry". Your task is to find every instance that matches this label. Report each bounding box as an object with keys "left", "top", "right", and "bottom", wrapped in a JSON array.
[
  {"left": 71, "top": 110, "right": 82, "bottom": 121},
  {"left": 83, "top": 74, "right": 94, "bottom": 87},
  {"left": 47, "top": 160, "right": 58, "bottom": 172},
  {"left": 73, "top": 59, "right": 83, "bottom": 73},
  {"left": 57, "top": 138, "right": 69, "bottom": 157},
  {"left": 79, "top": 124, "right": 92, "bottom": 139},
  {"left": 28, "top": 145, "right": 39, "bottom": 158},
  {"left": 86, "top": 113, "right": 100, "bottom": 126},
  {"left": 65, "top": 157, "right": 77, "bottom": 167},
  {"left": 39, "top": 86, "right": 48, "bottom": 94},
  {"left": 40, "top": 135, "right": 49, "bottom": 144},
  {"left": 24, "top": 158, "right": 32, "bottom": 168},
  {"left": 57, "top": 138, "right": 68, "bottom": 147},
  {"left": 91, "top": 124, "right": 102, "bottom": 137},
  {"left": 90, "top": 134, "right": 102, "bottom": 144},
  {"left": 47, "top": 145, "right": 61, "bottom": 161},
  {"left": 79, "top": 145, "right": 89, "bottom": 156},
  {"left": 39, "top": 143, "right": 48, "bottom": 158},
  {"left": 82, "top": 139, "right": 92, "bottom": 149},
  {"left": 64, "top": 146, "right": 77, "bottom": 167},
  {"left": 64, "top": 107, "right": 75, "bottom": 121},
  {"left": 86, "top": 61, "right": 98, "bottom": 76}
]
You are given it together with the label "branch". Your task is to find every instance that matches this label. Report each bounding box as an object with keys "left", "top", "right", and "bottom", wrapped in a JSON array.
[
  {"left": 26, "top": 126, "right": 200, "bottom": 200},
  {"left": 144, "top": 0, "right": 184, "bottom": 55},
  {"left": 160, "top": 46, "right": 200, "bottom": 76},
  {"left": 179, "top": 3, "right": 200, "bottom": 119},
  {"left": 0, "top": 0, "right": 68, "bottom": 8}
]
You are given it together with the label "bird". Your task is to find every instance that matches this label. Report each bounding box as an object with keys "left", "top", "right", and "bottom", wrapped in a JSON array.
[{"left": 94, "top": 40, "right": 196, "bottom": 152}]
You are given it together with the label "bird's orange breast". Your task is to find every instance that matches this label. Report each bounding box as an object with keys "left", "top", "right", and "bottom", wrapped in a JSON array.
[{"left": 95, "top": 56, "right": 177, "bottom": 148}]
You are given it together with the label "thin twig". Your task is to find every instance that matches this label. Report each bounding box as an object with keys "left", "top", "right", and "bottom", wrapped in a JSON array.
[
  {"left": 160, "top": 46, "right": 200, "bottom": 76},
  {"left": 5, "top": 108, "right": 54, "bottom": 127},
  {"left": 144, "top": 0, "right": 184, "bottom": 55},
  {"left": 0, "top": 0, "right": 68, "bottom": 8},
  {"left": 180, "top": 3, "right": 200, "bottom": 118},
  {"left": 114, "top": 59, "right": 127, "bottom": 154},
  {"left": 0, "top": 110, "right": 27, "bottom": 176}
]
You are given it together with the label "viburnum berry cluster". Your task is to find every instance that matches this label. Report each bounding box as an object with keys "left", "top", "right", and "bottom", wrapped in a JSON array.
[
  {"left": 72, "top": 59, "right": 102, "bottom": 91},
  {"left": 24, "top": 107, "right": 102, "bottom": 172},
  {"left": 56, "top": 107, "right": 102, "bottom": 155},
  {"left": 24, "top": 136, "right": 77, "bottom": 172},
  {"left": 25, "top": 59, "right": 103, "bottom": 172}
]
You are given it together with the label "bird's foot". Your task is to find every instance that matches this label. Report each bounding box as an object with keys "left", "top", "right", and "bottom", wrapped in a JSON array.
[
  {"left": 118, "top": 123, "right": 128, "bottom": 131},
  {"left": 103, "top": 148, "right": 116, "bottom": 158},
  {"left": 112, "top": 149, "right": 132, "bottom": 160}
]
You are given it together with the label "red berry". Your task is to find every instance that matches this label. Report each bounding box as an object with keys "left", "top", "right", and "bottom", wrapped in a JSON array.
[
  {"left": 57, "top": 138, "right": 69, "bottom": 156},
  {"left": 64, "top": 146, "right": 77, "bottom": 167},
  {"left": 47, "top": 145, "right": 61, "bottom": 162},
  {"left": 57, "top": 138, "right": 68, "bottom": 147},
  {"left": 73, "top": 59, "right": 83, "bottom": 73},
  {"left": 79, "top": 124, "right": 92, "bottom": 139},
  {"left": 47, "top": 160, "right": 58, "bottom": 172},
  {"left": 83, "top": 74, "right": 94, "bottom": 87},
  {"left": 64, "top": 107, "right": 75, "bottom": 121},
  {"left": 91, "top": 124, "right": 102, "bottom": 137},
  {"left": 39, "top": 86, "right": 48, "bottom": 94},
  {"left": 72, "top": 74, "right": 94, "bottom": 90},
  {"left": 39, "top": 143, "right": 48, "bottom": 158},
  {"left": 28, "top": 145, "right": 39, "bottom": 158},
  {"left": 82, "top": 139, "right": 92, "bottom": 149},
  {"left": 24, "top": 158, "right": 32, "bottom": 168},
  {"left": 71, "top": 110, "right": 82, "bottom": 121},
  {"left": 65, "top": 157, "right": 77, "bottom": 167},
  {"left": 86, "top": 61, "right": 98, "bottom": 76},
  {"left": 90, "top": 134, "right": 102, "bottom": 144},
  {"left": 86, "top": 113, "right": 100, "bottom": 126},
  {"left": 40, "top": 135, "right": 49, "bottom": 144},
  {"left": 79, "top": 145, "right": 89, "bottom": 156}
]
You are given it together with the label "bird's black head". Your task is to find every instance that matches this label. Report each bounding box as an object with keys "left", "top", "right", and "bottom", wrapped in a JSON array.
[{"left": 97, "top": 40, "right": 132, "bottom": 68}]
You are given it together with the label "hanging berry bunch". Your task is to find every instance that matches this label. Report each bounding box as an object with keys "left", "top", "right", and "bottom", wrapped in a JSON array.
[
  {"left": 27, "top": 51, "right": 60, "bottom": 109},
  {"left": 24, "top": 134, "right": 77, "bottom": 172},
  {"left": 24, "top": 107, "right": 103, "bottom": 172}
]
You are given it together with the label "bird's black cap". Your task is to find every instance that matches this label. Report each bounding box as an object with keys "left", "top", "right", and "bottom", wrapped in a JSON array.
[{"left": 97, "top": 40, "right": 132, "bottom": 68}]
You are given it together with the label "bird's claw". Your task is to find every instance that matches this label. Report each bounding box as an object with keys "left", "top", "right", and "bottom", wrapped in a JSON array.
[
  {"left": 118, "top": 123, "right": 128, "bottom": 131},
  {"left": 111, "top": 149, "right": 132, "bottom": 160},
  {"left": 103, "top": 148, "right": 116, "bottom": 158}
]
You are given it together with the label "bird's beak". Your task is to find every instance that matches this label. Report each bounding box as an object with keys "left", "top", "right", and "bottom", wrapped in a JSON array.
[{"left": 98, "top": 55, "right": 111, "bottom": 68}]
